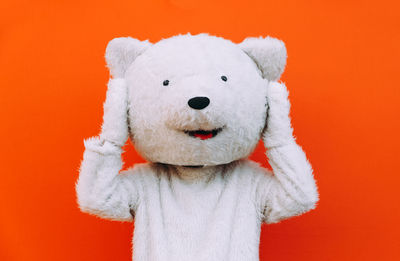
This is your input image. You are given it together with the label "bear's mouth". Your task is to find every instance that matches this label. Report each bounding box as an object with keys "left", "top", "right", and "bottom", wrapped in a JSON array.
[{"left": 184, "top": 128, "right": 223, "bottom": 140}]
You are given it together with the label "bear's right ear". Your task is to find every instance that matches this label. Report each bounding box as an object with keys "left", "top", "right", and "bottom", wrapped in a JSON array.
[{"left": 105, "top": 37, "right": 151, "bottom": 78}]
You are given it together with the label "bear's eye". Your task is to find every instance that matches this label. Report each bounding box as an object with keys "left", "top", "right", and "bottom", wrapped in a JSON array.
[
  {"left": 221, "top": 75, "right": 228, "bottom": 82},
  {"left": 163, "top": 80, "right": 169, "bottom": 86}
]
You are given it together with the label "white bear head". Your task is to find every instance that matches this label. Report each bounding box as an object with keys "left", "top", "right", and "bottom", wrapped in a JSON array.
[{"left": 105, "top": 34, "right": 286, "bottom": 166}]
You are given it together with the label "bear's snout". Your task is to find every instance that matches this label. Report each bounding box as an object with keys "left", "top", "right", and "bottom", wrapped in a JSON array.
[{"left": 188, "top": 97, "right": 210, "bottom": 110}]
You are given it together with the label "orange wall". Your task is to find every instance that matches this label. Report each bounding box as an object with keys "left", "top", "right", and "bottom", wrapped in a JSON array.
[{"left": 1, "top": 0, "right": 399, "bottom": 260}]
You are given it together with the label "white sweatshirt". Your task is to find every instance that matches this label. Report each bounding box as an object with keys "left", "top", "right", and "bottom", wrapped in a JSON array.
[{"left": 76, "top": 135, "right": 318, "bottom": 261}]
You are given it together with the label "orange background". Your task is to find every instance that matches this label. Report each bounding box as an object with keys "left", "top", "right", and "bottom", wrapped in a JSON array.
[{"left": 1, "top": 0, "right": 399, "bottom": 260}]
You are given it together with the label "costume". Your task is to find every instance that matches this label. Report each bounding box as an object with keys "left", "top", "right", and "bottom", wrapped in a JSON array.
[{"left": 76, "top": 34, "right": 319, "bottom": 261}]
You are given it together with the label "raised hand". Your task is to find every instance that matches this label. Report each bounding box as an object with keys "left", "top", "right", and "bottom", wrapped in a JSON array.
[
  {"left": 99, "top": 78, "right": 129, "bottom": 147},
  {"left": 76, "top": 78, "right": 138, "bottom": 221},
  {"left": 76, "top": 37, "right": 151, "bottom": 222},
  {"left": 263, "top": 81, "right": 294, "bottom": 148},
  {"left": 257, "top": 81, "right": 319, "bottom": 224}
]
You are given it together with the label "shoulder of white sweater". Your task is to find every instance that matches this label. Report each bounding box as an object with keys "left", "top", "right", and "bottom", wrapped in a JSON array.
[
  {"left": 122, "top": 162, "right": 159, "bottom": 178},
  {"left": 234, "top": 159, "right": 270, "bottom": 172},
  {"left": 229, "top": 159, "right": 273, "bottom": 181}
]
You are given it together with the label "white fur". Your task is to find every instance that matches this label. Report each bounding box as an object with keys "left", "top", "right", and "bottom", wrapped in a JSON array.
[
  {"left": 239, "top": 36, "right": 287, "bottom": 81},
  {"left": 99, "top": 78, "right": 129, "bottom": 146},
  {"left": 105, "top": 37, "right": 151, "bottom": 78},
  {"left": 126, "top": 34, "right": 267, "bottom": 165},
  {"left": 76, "top": 34, "right": 318, "bottom": 261}
]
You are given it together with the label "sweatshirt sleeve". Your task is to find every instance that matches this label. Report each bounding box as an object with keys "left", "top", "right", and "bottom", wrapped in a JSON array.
[
  {"left": 254, "top": 81, "right": 319, "bottom": 224},
  {"left": 76, "top": 136, "right": 142, "bottom": 221},
  {"left": 255, "top": 140, "right": 319, "bottom": 224}
]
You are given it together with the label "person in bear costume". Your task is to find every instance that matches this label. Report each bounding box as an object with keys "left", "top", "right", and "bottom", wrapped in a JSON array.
[{"left": 76, "top": 33, "right": 319, "bottom": 261}]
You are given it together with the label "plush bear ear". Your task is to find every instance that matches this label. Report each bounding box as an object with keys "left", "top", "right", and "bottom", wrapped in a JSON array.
[
  {"left": 239, "top": 36, "right": 287, "bottom": 81},
  {"left": 105, "top": 37, "right": 151, "bottom": 78}
]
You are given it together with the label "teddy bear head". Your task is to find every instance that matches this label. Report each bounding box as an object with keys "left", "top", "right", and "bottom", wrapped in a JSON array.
[{"left": 105, "top": 34, "right": 286, "bottom": 166}]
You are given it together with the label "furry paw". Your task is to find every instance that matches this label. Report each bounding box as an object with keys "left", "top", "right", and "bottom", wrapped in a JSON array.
[
  {"left": 263, "top": 82, "right": 294, "bottom": 148},
  {"left": 100, "top": 78, "right": 129, "bottom": 147}
]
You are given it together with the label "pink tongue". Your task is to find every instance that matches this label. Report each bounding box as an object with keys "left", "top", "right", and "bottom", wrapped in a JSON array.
[{"left": 194, "top": 133, "right": 213, "bottom": 140}]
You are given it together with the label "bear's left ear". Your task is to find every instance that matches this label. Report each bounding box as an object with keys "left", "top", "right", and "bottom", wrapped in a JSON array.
[
  {"left": 239, "top": 36, "right": 287, "bottom": 81},
  {"left": 105, "top": 37, "right": 152, "bottom": 78}
]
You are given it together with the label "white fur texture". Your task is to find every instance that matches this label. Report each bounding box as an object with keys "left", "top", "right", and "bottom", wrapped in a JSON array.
[
  {"left": 100, "top": 78, "right": 129, "bottom": 147},
  {"left": 76, "top": 34, "right": 318, "bottom": 261},
  {"left": 105, "top": 37, "right": 151, "bottom": 78},
  {"left": 239, "top": 36, "right": 287, "bottom": 81},
  {"left": 126, "top": 34, "right": 268, "bottom": 166}
]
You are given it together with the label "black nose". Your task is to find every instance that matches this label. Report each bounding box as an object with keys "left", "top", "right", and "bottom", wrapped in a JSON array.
[{"left": 188, "top": 97, "right": 210, "bottom": 110}]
